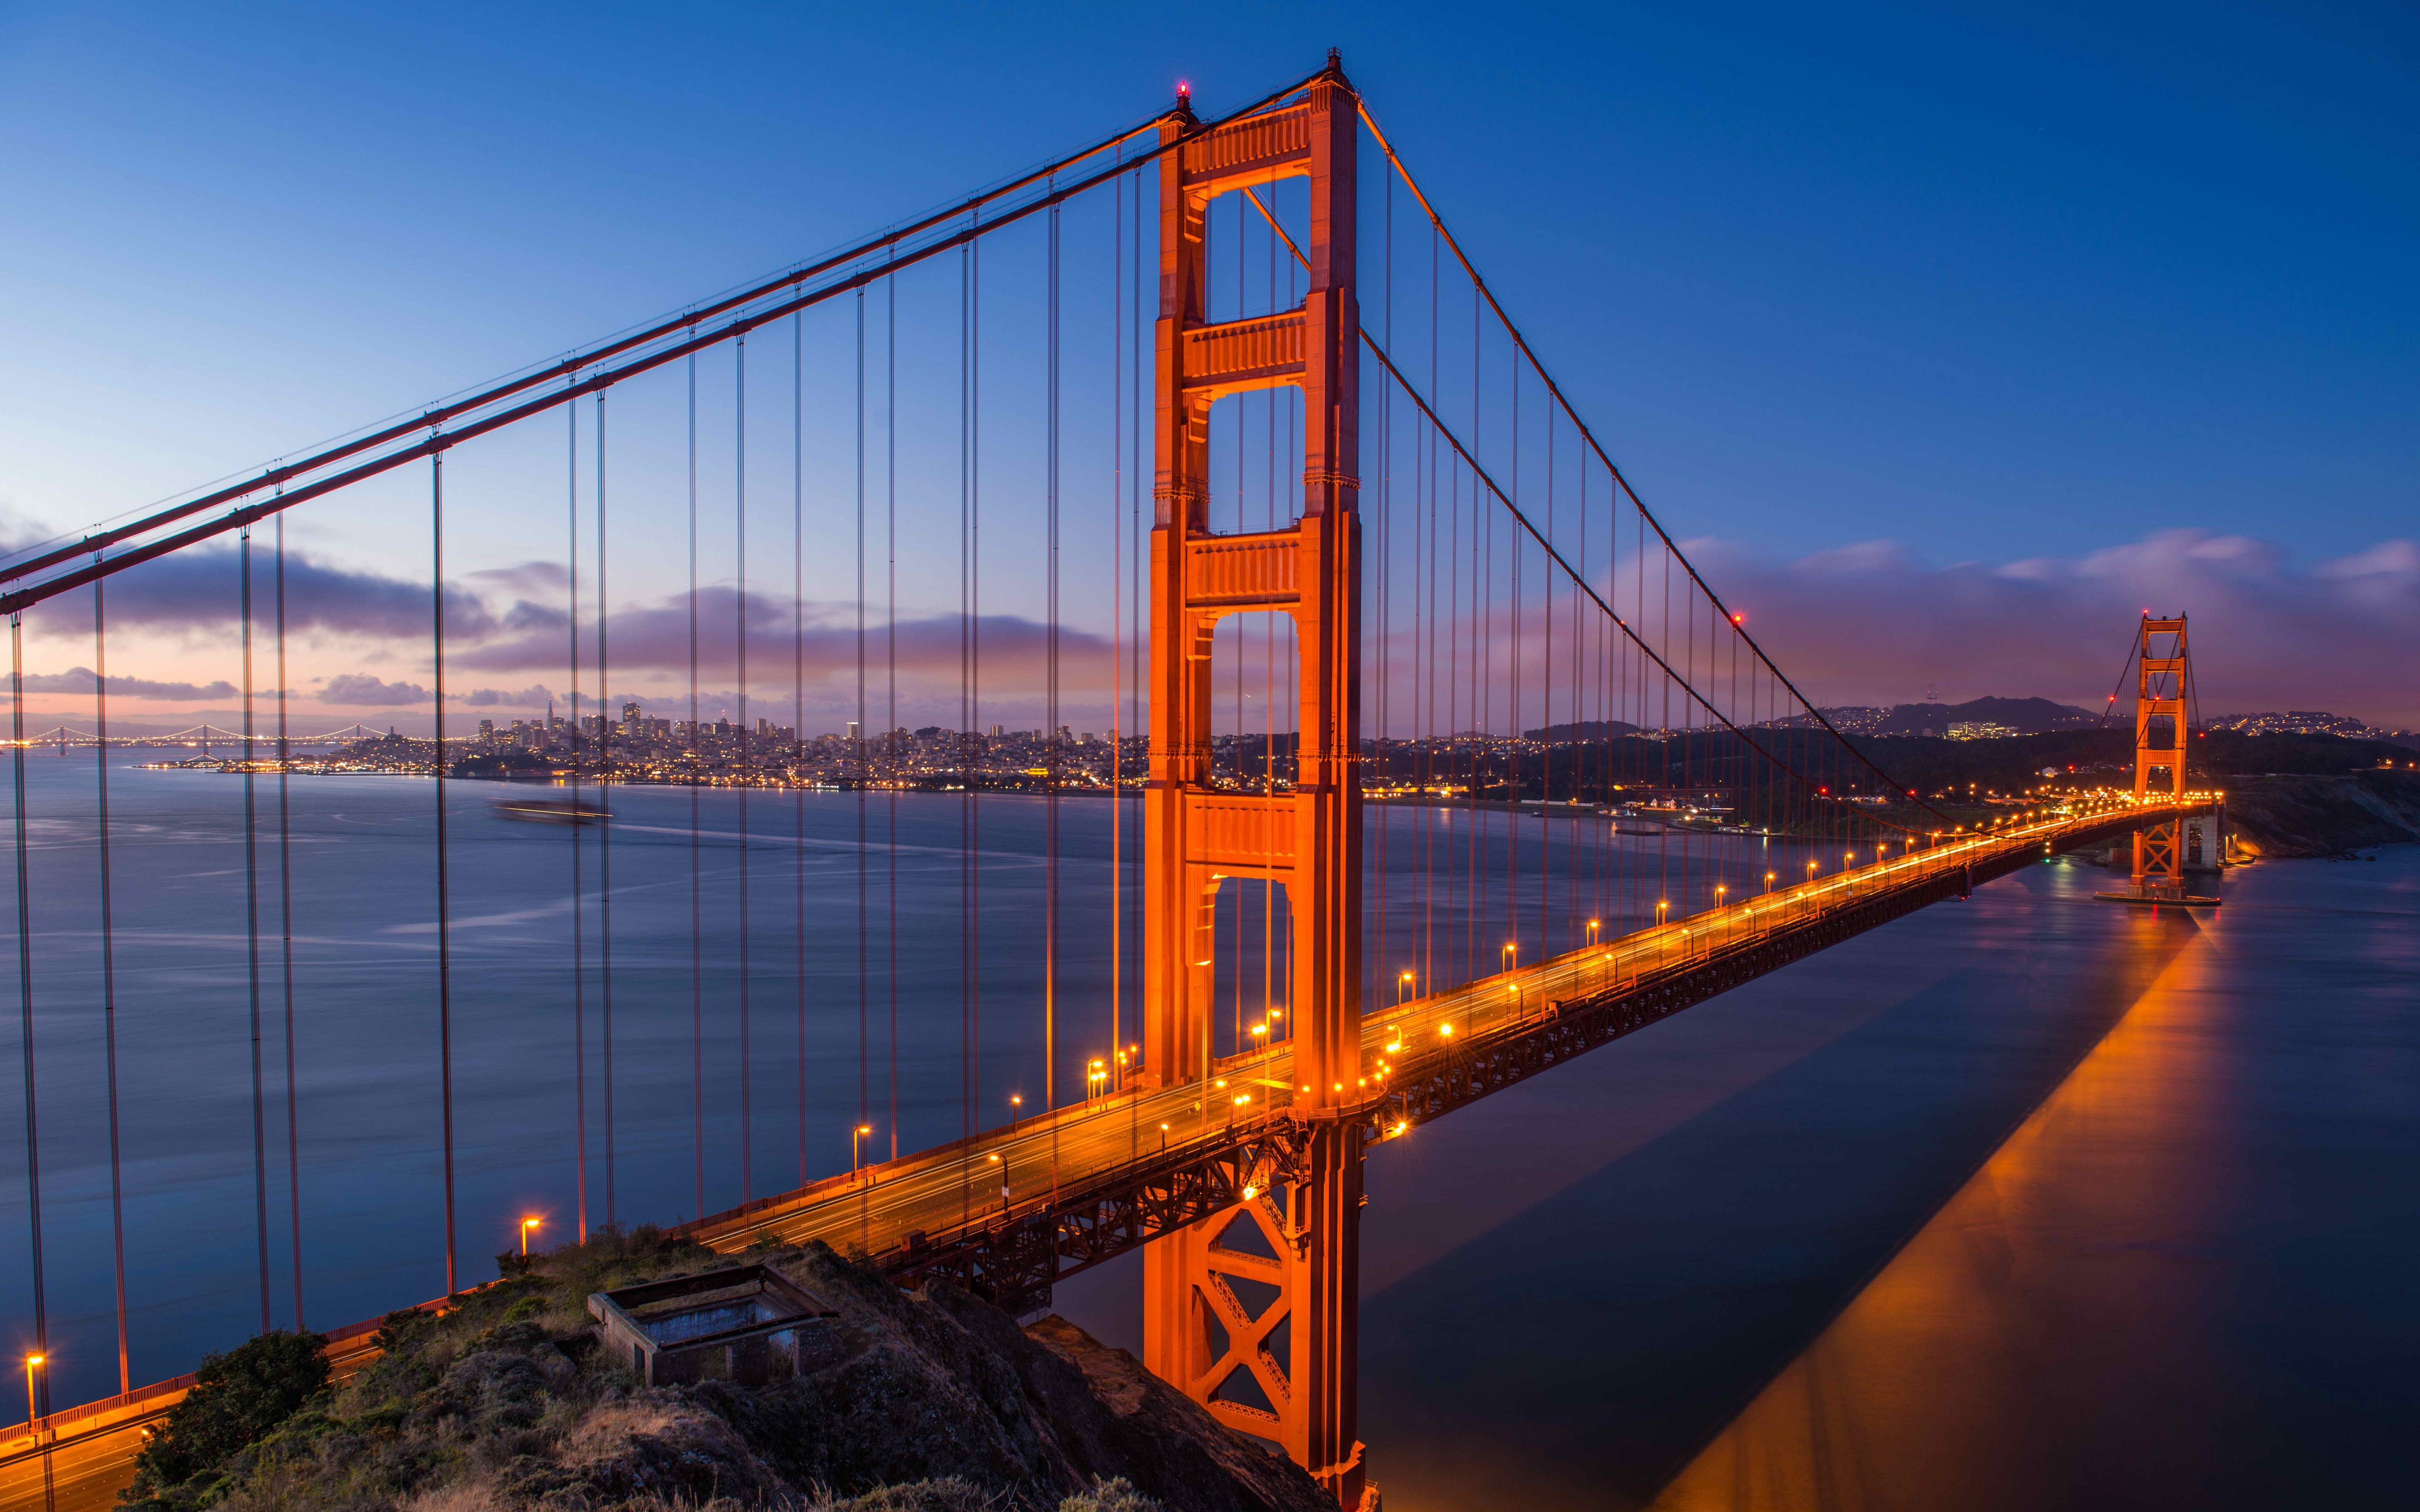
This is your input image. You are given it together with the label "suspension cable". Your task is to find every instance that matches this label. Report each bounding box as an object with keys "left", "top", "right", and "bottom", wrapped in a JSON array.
[
  {"left": 274, "top": 517, "right": 301, "bottom": 1324},
  {"left": 1355, "top": 99, "right": 1935, "bottom": 821},
  {"left": 11, "top": 611, "right": 42, "bottom": 1413},
  {"left": 0, "top": 69, "right": 1338, "bottom": 620},
  {"left": 568, "top": 382, "right": 588, "bottom": 1243},
  {"left": 239, "top": 529, "right": 270, "bottom": 1332},
  {"left": 431, "top": 451, "right": 457, "bottom": 1296},
  {"left": 737, "top": 335, "right": 753, "bottom": 1206},
  {"left": 596, "top": 392, "right": 615, "bottom": 1227},
  {"left": 687, "top": 354, "right": 703, "bottom": 1220},
  {"left": 94, "top": 568, "right": 130, "bottom": 1389}
]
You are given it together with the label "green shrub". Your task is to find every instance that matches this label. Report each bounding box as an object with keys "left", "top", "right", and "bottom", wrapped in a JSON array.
[{"left": 121, "top": 1329, "right": 329, "bottom": 1509}]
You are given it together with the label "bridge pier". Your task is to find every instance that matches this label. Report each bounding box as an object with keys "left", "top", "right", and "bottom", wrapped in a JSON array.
[{"left": 1138, "top": 60, "right": 1372, "bottom": 1509}]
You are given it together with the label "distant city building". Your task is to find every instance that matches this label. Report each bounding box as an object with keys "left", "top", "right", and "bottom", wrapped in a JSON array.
[{"left": 1946, "top": 721, "right": 2020, "bottom": 741}]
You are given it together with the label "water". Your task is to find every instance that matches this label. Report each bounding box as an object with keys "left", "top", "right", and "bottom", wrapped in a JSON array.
[
  {"left": 17, "top": 752, "right": 2407, "bottom": 1509},
  {"left": 0, "top": 753, "right": 1800, "bottom": 1408},
  {"left": 1329, "top": 843, "right": 2420, "bottom": 1509}
]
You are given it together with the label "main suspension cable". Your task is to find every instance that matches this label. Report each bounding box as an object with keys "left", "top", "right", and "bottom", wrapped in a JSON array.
[{"left": 1, "top": 68, "right": 1340, "bottom": 620}]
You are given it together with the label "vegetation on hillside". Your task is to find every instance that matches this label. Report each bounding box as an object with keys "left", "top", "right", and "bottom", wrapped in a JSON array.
[{"left": 112, "top": 1227, "right": 1322, "bottom": 1512}]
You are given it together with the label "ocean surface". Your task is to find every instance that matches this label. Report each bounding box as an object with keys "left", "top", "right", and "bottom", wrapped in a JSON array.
[
  {"left": 5, "top": 754, "right": 2414, "bottom": 1510},
  {"left": 1328, "top": 839, "right": 2416, "bottom": 1509},
  {"left": 0, "top": 754, "right": 1783, "bottom": 1409}
]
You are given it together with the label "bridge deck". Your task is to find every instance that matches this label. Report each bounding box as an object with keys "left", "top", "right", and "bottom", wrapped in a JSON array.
[{"left": 681, "top": 799, "right": 2197, "bottom": 1287}]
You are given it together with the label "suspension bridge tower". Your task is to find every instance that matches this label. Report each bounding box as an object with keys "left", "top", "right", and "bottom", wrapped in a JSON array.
[
  {"left": 1138, "top": 58, "right": 1372, "bottom": 1509},
  {"left": 2129, "top": 613, "right": 2196, "bottom": 898}
]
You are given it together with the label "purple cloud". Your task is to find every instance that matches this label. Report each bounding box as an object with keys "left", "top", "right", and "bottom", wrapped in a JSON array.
[
  {"left": 1658, "top": 530, "right": 2420, "bottom": 724},
  {"left": 18, "top": 667, "right": 238, "bottom": 701}
]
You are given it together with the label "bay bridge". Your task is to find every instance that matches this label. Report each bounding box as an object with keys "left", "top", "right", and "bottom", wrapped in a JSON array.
[{"left": 0, "top": 55, "right": 2211, "bottom": 1511}]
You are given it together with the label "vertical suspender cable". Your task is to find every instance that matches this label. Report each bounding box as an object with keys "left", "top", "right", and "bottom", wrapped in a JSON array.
[
  {"left": 856, "top": 295, "right": 869, "bottom": 1147},
  {"left": 1045, "top": 202, "right": 1059, "bottom": 1117},
  {"left": 596, "top": 393, "right": 616, "bottom": 1228},
  {"left": 1109, "top": 172, "right": 1123, "bottom": 1088},
  {"left": 958, "top": 242, "right": 968, "bottom": 1156},
  {"left": 737, "top": 336, "right": 752, "bottom": 1204},
  {"left": 793, "top": 313, "right": 807, "bottom": 1187},
  {"left": 10, "top": 614, "right": 41, "bottom": 1411},
  {"left": 886, "top": 274, "right": 899, "bottom": 1161},
  {"left": 274, "top": 518, "right": 302, "bottom": 1325},
  {"left": 432, "top": 452, "right": 457, "bottom": 1296},
  {"left": 240, "top": 530, "right": 271, "bottom": 1332},
  {"left": 959, "top": 241, "right": 973, "bottom": 1180},
  {"left": 1045, "top": 197, "right": 1062, "bottom": 1203},
  {"left": 95, "top": 570, "right": 130, "bottom": 1389},
  {"left": 687, "top": 353, "right": 703, "bottom": 1220},
  {"left": 568, "top": 387, "right": 588, "bottom": 1244}
]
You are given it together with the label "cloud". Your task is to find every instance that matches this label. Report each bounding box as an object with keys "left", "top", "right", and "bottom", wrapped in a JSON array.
[
  {"left": 28, "top": 544, "right": 496, "bottom": 642},
  {"left": 451, "top": 585, "right": 1112, "bottom": 698},
  {"left": 321, "top": 673, "right": 427, "bottom": 706},
  {"left": 1651, "top": 528, "right": 2420, "bottom": 724},
  {"left": 317, "top": 675, "right": 556, "bottom": 709},
  {"left": 456, "top": 684, "right": 555, "bottom": 709},
  {"left": 17, "top": 667, "right": 238, "bottom": 701}
]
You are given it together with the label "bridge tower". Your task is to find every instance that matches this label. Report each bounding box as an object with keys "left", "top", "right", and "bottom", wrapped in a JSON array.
[
  {"left": 1139, "top": 60, "right": 1371, "bottom": 1509},
  {"left": 2130, "top": 614, "right": 2192, "bottom": 897}
]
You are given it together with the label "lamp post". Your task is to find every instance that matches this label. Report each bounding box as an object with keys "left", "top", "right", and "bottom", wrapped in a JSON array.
[
  {"left": 1009, "top": 1094, "right": 1022, "bottom": 1133},
  {"left": 1502, "top": 942, "right": 1516, "bottom": 975},
  {"left": 852, "top": 1124, "right": 873, "bottom": 1179},
  {"left": 519, "top": 1217, "right": 542, "bottom": 1257},
  {"left": 1585, "top": 919, "right": 1600, "bottom": 948},
  {"left": 1765, "top": 869, "right": 1775, "bottom": 894},
  {"left": 1397, "top": 970, "right": 1414, "bottom": 1006},
  {"left": 23, "top": 1354, "right": 42, "bottom": 1430}
]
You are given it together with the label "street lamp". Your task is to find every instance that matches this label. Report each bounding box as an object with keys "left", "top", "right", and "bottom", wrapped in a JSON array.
[
  {"left": 852, "top": 1123, "right": 873, "bottom": 1178},
  {"left": 1656, "top": 900, "right": 1669, "bottom": 927},
  {"left": 1398, "top": 970, "right": 1414, "bottom": 1005},
  {"left": 1009, "top": 1094, "right": 1022, "bottom": 1133},
  {"left": 519, "top": 1216, "right": 542, "bottom": 1257},
  {"left": 1586, "top": 919, "right": 1600, "bottom": 947},
  {"left": 23, "top": 1354, "right": 43, "bottom": 1427},
  {"left": 1765, "top": 870, "right": 1776, "bottom": 893}
]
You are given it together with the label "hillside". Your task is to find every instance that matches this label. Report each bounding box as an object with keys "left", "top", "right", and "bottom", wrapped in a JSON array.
[{"left": 121, "top": 1230, "right": 1332, "bottom": 1512}]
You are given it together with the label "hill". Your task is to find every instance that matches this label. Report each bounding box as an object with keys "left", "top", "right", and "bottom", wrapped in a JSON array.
[{"left": 1864, "top": 697, "right": 2100, "bottom": 737}]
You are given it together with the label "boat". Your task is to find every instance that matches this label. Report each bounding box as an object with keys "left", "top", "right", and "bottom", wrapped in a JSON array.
[{"left": 494, "top": 799, "right": 610, "bottom": 825}]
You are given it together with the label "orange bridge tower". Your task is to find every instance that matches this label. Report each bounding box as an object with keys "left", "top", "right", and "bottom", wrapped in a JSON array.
[
  {"left": 2130, "top": 613, "right": 2192, "bottom": 897},
  {"left": 1138, "top": 60, "right": 1371, "bottom": 1509}
]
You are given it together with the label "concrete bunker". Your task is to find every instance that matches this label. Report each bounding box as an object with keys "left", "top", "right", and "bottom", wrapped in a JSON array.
[{"left": 587, "top": 1264, "right": 838, "bottom": 1387}]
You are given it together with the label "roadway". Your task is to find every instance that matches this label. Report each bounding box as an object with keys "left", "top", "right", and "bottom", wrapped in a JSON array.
[
  {"left": 1, "top": 1314, "right": 389, "bottom": 1510},
  {"left": 685, "top": 797, "right": 2183, "bottom": 1263}
]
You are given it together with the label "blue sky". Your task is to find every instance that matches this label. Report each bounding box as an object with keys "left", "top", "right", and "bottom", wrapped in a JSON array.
[{"left": 2, "top": 0, "right": 2414, "bottom": 722}]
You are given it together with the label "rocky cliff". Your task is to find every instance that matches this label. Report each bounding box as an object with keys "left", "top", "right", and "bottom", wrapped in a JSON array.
[
  {"left": 2222, "top": 771, "right": 2420, "bottom": 857},
  {"left": 128, "top": 1231, "right": 1332, "bottom": 1512}
]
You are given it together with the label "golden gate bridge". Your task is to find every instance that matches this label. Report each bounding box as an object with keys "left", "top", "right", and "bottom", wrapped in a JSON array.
[{"left": 0, "top": 54, "right": 2211, "bottom": 1510}]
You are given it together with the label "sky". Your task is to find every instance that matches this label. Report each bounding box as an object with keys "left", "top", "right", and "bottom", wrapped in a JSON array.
[{"left": 1, "top": 0, "right": 2414, "bottom": 728}]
